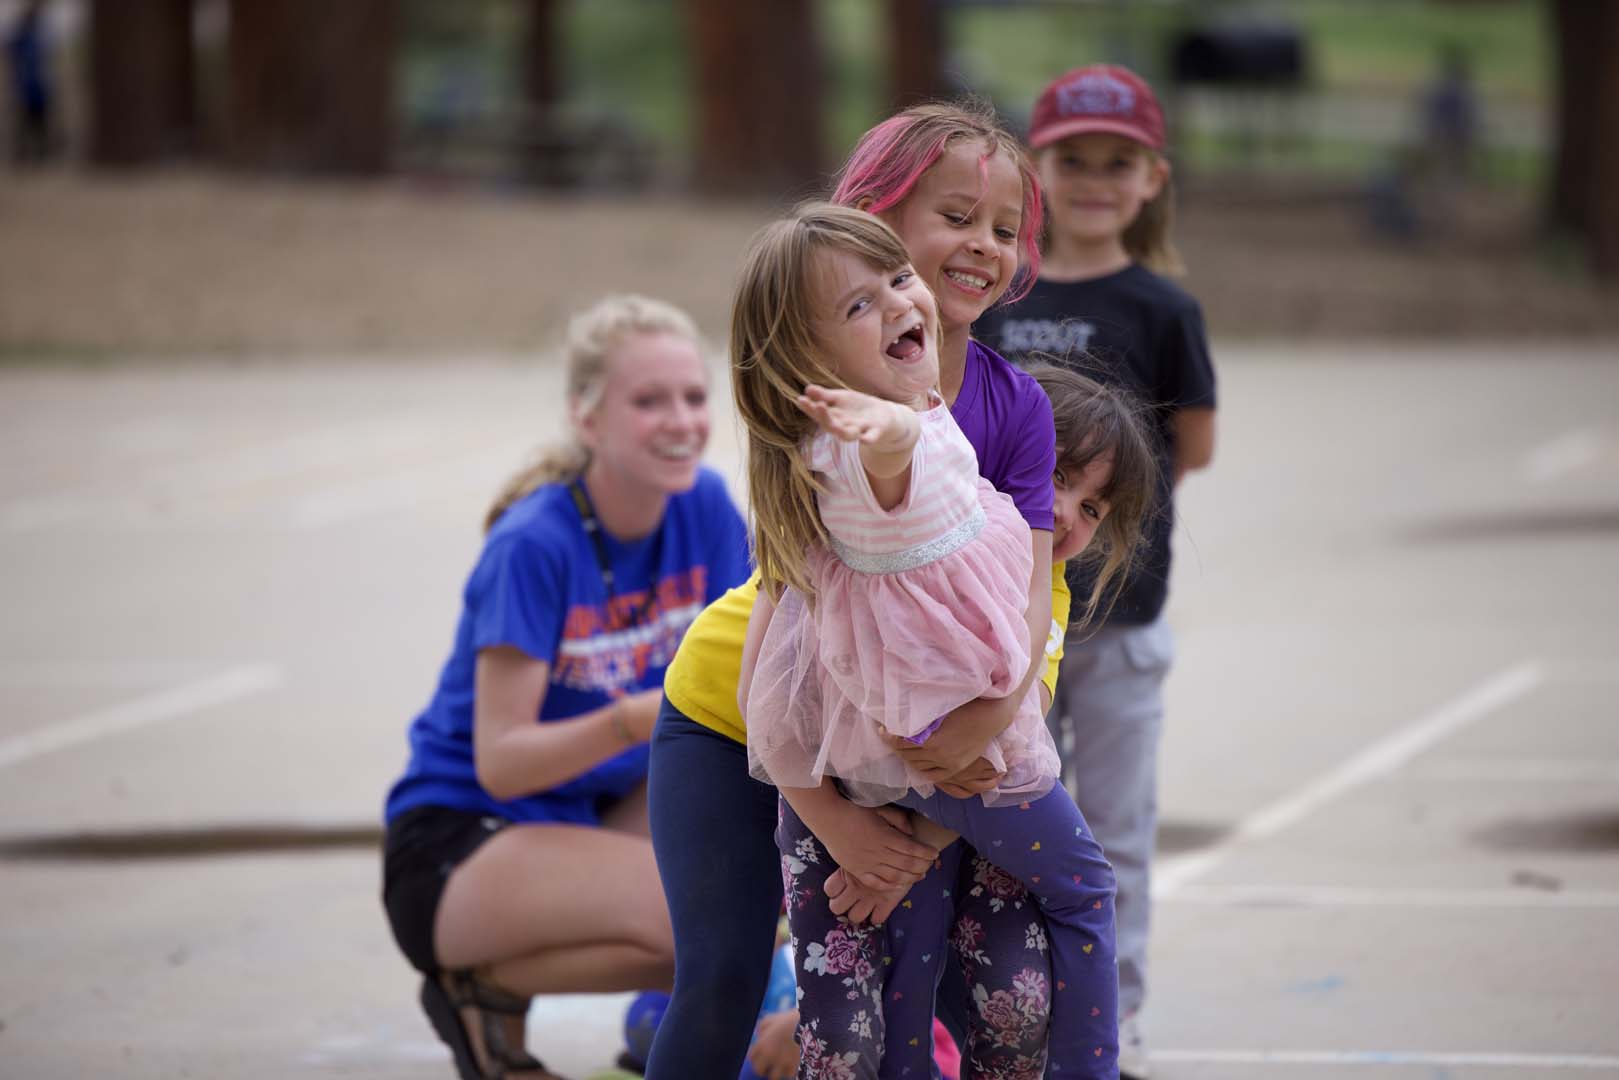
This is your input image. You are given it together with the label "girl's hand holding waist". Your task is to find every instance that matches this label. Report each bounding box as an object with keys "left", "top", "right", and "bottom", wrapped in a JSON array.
[
  {"left": 886, "top": 694, "right": 1016, "bottom": 783},
  {"left": 824, "top": 867, "right": 909, "bottom": 926},
  {"left": 785, "top": 786, "right": 938, "bottom": 890},
  {"left": 797, "top": 384, "right": 920, "bottom": 454},
  {"left": 935, "top": 756, "right": 1005, "bottom": 798}
]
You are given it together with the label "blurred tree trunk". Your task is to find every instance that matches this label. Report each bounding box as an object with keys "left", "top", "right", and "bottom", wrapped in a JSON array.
[
  {"left": 227, "top": 0, "right": 398, "bottom": 175},
  {"left": 522, "top": 0, "right": 562, "bottom": 113},
  {"left": 88, "top": 0, "right": 195, "bottom": 166},
  {"left": 685, "top": 0, "right": 823, "bottom": 195},
  {"left": 887, "top": 0, "right": 945, "bottom": 108},
  {"left": 1549, "top": 0, "right": 1619, "bottom": 277}
]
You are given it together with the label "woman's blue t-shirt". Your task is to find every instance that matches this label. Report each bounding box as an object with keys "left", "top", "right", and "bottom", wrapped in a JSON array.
[{"left": 385, "top": 467, "right": 750, "bottom": 825}]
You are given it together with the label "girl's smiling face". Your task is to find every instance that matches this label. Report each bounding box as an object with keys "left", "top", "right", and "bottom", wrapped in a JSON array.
[
  {"left": 1039, "top": 132, "right": 1168, "bottom": 248},
  {"left": 811, "top": 249, "right": 940, "bottom": 406},
  {"left": 575, "top": 331, "right": 710, "bottom": 496},
  {"left": 1051, "top": 454, "right": 1114, "bottom": 562},
  {"left": 880, "top": 140, "right": 1025, "bottom": 332}
]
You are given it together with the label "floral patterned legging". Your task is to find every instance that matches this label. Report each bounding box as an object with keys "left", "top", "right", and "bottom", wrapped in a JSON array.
[{"left": 780, "top": 797, "right": 1088, "bottom": 1080}]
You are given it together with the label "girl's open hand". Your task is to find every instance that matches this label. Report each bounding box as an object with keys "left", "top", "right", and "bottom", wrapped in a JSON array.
[{"left": 797, "top": 384, "right": 919, "bottom": 454}]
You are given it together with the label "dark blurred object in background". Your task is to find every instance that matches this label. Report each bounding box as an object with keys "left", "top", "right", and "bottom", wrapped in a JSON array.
[
  {"left": 1170, "top": 19, "right": 1307, "bottom": 88},
  {"left": 89, "top": 0, "right": 397, "bottom": 175},
  {"left": 1366, "top": 42, "right": 1481, "bottom": 243},
  {"left": 89, "top": 0, "right": 193, "bottom": 166},
  {"left": 227, "top": 0, "right": 397, "bottom": 174},
  {"left": 6, "top": 0, "right": 53, "bottom": 163},
  {"left": 1167, "top": 16, "right": 1309, "bottom": 177},
  {"left": 1423, "top": 41, "right": 1479, "bottom": 178},
  {"left": 685, "top": 0, "right": 824, "bottom": 195}
]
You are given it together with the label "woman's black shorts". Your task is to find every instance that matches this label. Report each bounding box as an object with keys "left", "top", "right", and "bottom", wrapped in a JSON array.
[{"left": 382, "top": 805, "right": 509, "bottom": 974}]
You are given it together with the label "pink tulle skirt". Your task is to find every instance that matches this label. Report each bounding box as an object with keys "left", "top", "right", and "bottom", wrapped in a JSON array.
[{"left": 746, "top": 480, "right": 1060, "bottom": 807}]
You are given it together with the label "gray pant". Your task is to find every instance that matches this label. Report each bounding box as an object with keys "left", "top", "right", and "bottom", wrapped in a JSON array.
[{"left": 1048, "top": 616, "right": 1173, "bottom": 1018}]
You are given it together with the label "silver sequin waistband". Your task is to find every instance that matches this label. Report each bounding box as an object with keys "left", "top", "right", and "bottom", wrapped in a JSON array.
[{"left": 828, "top": 504, "right": 986, "bottom": 575}]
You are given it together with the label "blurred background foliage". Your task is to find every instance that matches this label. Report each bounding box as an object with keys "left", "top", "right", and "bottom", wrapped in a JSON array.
[
  {"left": 391, "top": 0, "right": 1550, "bottom": 191},
  {"left": 5, "top": 0, "right": 1614, "bottom": 353}
]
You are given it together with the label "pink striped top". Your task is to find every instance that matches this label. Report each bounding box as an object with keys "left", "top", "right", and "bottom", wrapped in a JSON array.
[{"left": 808, "top": 401, "right": 983, "bottom": 564}]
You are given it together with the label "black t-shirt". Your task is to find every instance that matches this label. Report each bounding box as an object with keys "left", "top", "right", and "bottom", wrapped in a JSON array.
[{"left": 973, "top": 263, "right": 1216, "bottom": 626}]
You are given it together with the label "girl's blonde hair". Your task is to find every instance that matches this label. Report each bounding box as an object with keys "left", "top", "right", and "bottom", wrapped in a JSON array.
[
  {"left": 1027, "top": 364, "right": 1161, "bottom": 627},
  {"left": 485, "top": 294, "right": 700, "bottom": 532},
  {"left": 730, "top": 203, "right": 920, "bottom": 601},
  {"left": 1123, "top": 157, "right": 1184, "bottom": 276}
]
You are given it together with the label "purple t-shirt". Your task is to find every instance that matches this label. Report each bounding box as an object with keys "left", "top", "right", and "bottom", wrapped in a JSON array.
[{"left": 952, "top": 339, "right": 1056, "bottom": 532}]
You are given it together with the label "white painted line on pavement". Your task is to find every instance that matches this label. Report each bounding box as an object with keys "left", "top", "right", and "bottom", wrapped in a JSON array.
[
  {"left": 1155, "top": 661, "right": 1544, "bottom": 897},
  {"left": 0, "top": 665, "right": 283, "bottom": 770},
  {"left": 1154, "top": 1049, "right": 1619, "bottom": 1070},
  {"left": 1522, "top": 427, "right": 1606, "bottom": 482},
  {"left": 1165, "top": 884, "right": 1619, "bottom": 909}
]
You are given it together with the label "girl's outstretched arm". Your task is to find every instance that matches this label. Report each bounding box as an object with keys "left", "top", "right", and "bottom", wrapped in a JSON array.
[{"left": 797, "top": 384, "right": 921, "bottom": 511}]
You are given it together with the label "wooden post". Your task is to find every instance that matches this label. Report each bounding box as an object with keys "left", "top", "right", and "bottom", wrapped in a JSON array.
[
  {"left": 1581, "top": 5, "right": 1619, "bottom": 277},
  {"left": 685, "top": 0, "right": 823, "bottom": 195},
  {"left": 88, "top": 0, "right": 194, "bottom": 166},
  {"left": 886, "top": 0, "right": 945, "bottom": 109},
  {"left": 1549, "top": 0, "right": 1619, "bottom": 277},
  {"left": 227, "top": 0, "right": 398, "bottom": 175},
  {"left": 1549, "top": 0, "right": 1598, "bottom": 234},
  {"left": 522, "top": 0, "right": 563, "bottom": 114}
]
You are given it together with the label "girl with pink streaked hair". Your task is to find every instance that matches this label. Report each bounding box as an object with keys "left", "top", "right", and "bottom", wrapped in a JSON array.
[{"left": 646, "top": 101, "right": 1115, "bottom": 1080}]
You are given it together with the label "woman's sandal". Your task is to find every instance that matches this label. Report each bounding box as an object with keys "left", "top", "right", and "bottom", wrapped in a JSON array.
[{"left": 419, "top": 970, "right": 560, "bottom": 1079}]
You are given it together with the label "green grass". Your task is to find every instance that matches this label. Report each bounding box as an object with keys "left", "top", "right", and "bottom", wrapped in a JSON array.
[
  {"left": 947, "top": 0, "right": 1548, "bottom": 111},
  {"left": 946, "top": 3, "right": 1183, "bottom": 122},
  {"left": 1289, "top": 0, "right": 1548, "bottom": 102},
  {"left": 562, "top": 1, "right": 692, "bottom": 157},
  {"left": 822, "top": 0, "right": 886, "bottom": 161},
  {"left": 1179, "top": 127, "right": 1546, "bottom": 188}
]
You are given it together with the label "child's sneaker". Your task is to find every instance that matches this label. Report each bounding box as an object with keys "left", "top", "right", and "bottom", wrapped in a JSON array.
[{"left": 1119, "top": 1011, "right": 1150, "bottom": 1080}]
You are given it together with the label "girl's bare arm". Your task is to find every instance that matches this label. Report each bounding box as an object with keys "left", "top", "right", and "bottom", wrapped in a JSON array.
[
  {"left": 796, "top": 384, "right": 921, "bottom": 511},
  {"left": 472, "top": 645, "right": 659, "bottom": 802}
]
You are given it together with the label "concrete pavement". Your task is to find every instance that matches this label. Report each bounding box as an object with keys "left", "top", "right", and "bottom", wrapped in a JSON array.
[{"left": 1, "top": 344, "right": 1615, "bottom": 1078}]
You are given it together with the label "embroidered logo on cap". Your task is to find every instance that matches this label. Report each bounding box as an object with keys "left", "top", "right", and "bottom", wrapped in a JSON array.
[{"left": 1057, "top": 73, "right": 1136, "bottom": 118}]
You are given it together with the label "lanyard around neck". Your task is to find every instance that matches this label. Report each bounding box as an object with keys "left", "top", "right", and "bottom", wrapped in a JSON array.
[{"left": 569, "top": 479, "right": 661, "bottom": 629}]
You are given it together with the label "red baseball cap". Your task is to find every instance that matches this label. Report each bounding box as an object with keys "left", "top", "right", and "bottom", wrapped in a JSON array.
[{"left": 1027, "top": 65, "right": 1166, "bottom": 151}]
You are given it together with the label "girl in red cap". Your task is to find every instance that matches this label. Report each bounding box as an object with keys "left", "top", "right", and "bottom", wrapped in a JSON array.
[{"left": 975, "top": 64, "right": 1219, "bottom": 1080}]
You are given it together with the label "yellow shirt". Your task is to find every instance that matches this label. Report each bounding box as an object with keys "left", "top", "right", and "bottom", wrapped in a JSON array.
[{"left": 665, "top": 565, "right": 1073, "bottom": 745}]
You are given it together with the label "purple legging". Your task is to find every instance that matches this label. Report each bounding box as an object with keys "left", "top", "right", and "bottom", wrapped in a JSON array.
[
  {"left": 780, "top": 800, "right": 1061, "bottom": 1080},
  {"left": 782, "top": 785, "right": 1119, "bottom": 1079},
  {"left": 645, "top": 705, "right": 1061, "bottom": 1080}
]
